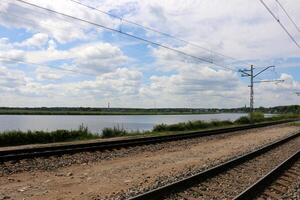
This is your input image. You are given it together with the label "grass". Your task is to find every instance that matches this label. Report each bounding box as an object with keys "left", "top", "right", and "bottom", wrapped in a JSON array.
[
  {"left": 289, "top": 122, "right": 300, "bottom": 126},
  {"left": 100, "top": 112, "right": 300, "bottom": 137},
  {"left": 102, "top": 126, "right": 127, "bottom": 138},
  {"left": 0, "top": 112, "right": 299, "bottom": 147},
  {"left": 152, "top": 120, "right": 234, "bottom": 132},
  {"left": 0, "top": 124, "right": 99, "bottom": 147}
]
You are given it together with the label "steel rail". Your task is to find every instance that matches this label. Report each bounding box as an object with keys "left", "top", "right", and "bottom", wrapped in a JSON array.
[
  {"left": 0, "top": 119, "right": 298, "bottom": 162},
  {"left": 128, "top": 131, "right": 300, "bottom": 200},
  {"left": 233, "top": 150, "right": 299, "bottom": 200}
]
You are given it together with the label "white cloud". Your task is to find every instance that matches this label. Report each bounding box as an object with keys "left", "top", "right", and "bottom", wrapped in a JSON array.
[
  {"left": 139, "top": 66, "right": 244, "bottom": 107},
  {"left": 0, "top": 66, "right": 28, "bottom": 90},
  {"left": 70, "top": 67, "right": 143, "bottom": 97},
  {"left": 0, "top": 0, "right": 120, "bottom": 43},
  {"left": 0, "top": 0, "right": 299, "bottom": 107},
  {"left": 15, "top": 33, "right": 49, "bottom": 49},
  {"left": 23, "top": 41, "right": 128, "bottom": 73},
  {"left": 152, "top": 45, "right": 228, "bottom": 72},
  {"left": 0, "top": 37, "right": 129, "bottom": 76},
  {"left": 109, "top": 0, "right": 300, "bottom": 61},
  {"left": 257, "top": 73, "right": 300, "bottom": 93},
  {"left": 71, "top": 43, "right": 128, "bottom": 73},
  {"left": 0, "top": 66, "right": 143, "bottom": 106},
  {"left": 0, "top": 38, "right": 26, "bottom": 62},
  {"left": 35, "top": 66, "right": 66, "bottom": 80},
  {"left": 252, "top": 73, "right": 300, "bottom": 107}
]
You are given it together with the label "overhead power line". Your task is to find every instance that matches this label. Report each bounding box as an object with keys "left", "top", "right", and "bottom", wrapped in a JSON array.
[
  {"left": 12, "top": 0, "right": 237, "bottom": 72},
  {"left": 69, "top": 0, "right": 250, "bottom": 66},
  {"left": 0, "top": 57, "right": 94, "bottom": 76},
  {"left": 275, "top": 0, "right": 300, "bottom": 33},
  {"left": 259, "top": 0, "right": 300, "bottom": 49}
]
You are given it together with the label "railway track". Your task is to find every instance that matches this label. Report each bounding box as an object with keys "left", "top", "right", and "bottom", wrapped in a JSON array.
[
  {"left": 236, "top": 150, "right": 300, "bottom": 200},
  {"left": 128, "top": 131, "right": 300, "bottom": 200},
  {"left": 0, "top": 119, "right": 298, "bottom": 162}
]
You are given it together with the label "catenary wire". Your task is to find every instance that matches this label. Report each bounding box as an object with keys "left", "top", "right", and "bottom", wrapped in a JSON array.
[
  {"left": 0, "top": 57, "right": 95, "bottom": 76},
  {"left": 69, "top": 0, "right": 252, "bottom": 66},
  {"left": 259, "top": 0, "right": 300, "bottom": 49},
  {"left": 12, "top": 0, "right": 238, "bottom": 72},
  {"left": 0, "top": 8, "right": 230, "bottom": 77},
  {"left": 275, "top": 0, "right": 300, "bottom": 33}
]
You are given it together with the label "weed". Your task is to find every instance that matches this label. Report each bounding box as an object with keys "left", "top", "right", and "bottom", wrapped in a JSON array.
[{"left": 0, "top": 124, "right": 98, "bottom": 147}]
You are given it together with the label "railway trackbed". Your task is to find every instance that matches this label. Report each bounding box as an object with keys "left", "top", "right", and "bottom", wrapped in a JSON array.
[
  {"left": 127, "top": 131, "right": 300, "bottom": 200},
  {"left": 237, "top": 151, "right": 300, "bottom": 200},
  {"left": 0, "top": 119, "right": 298, "bottom": 162}
]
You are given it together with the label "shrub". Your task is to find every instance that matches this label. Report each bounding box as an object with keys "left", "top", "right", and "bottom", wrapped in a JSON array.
[
  {"left": 234, "top": 116, "right": 251, "bottom": 124},
  {"left": 249, "top": 112, "right": 265, "bottom": 122},
  {"left": 152, "top": 120, "right": 233, "bottom": 132},
  {"left": 235, "top": 112, "right": 266, "bottom": 124},
  {"left": 210, "top": 120, "right": 234, "bottom": 127},
  {"left": 278, "top": 113, "right": 299, "bottom": 119},
  {"left": 152, "top": 123, "right": 168, "bottom": 132},
  {"left": 102, "top": 127, "right": 127, "bottom": 138}
]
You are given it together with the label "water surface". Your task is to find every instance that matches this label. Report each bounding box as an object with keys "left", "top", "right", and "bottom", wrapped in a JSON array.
[{"left": 0, "top": 113, "right": 247, "bottom": 133}]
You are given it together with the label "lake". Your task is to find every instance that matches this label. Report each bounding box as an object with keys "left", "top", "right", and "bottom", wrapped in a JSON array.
[{"left": 0, "top": 113, "right": 247, "bottom": 133}]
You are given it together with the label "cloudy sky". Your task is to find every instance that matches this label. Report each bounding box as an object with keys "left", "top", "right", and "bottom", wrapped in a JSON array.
[{"left": 0, "top": 0, "right": 299, "bottom": 108}]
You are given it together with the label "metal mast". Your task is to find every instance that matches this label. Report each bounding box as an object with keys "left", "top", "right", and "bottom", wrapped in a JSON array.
[
  {"left": 239, "top": 65, "right": 283, "bottom": 114},
  {"left": 250, "top": 65, "right": 254, "bottom": 113}
]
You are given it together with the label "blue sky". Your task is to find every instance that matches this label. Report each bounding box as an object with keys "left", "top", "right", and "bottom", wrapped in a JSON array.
[{"left": 0, "top": 0, "right": 299, "bottom": 108}]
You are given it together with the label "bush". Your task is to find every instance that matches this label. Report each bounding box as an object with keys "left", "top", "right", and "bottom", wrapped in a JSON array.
[
  {"left": 152, "top": 120, "right": 234, "bottom": 132},
  {"left": 235, "top": 112, "right": 266, "bottom": 124},
  {"left": 152, "top": 123, "right": 168, "bottom": 132},
  {"left": 102, "top": 127, "right": 127, "bottom": 138},
  {"left": 249, "top": 112, "right": 265, "bottom": 122},
  {"left": 210, "top": 120, "right": 234, "bottom": 127},
  {"left": 234, "top": 116, "right": 250, "bottom": 124}
]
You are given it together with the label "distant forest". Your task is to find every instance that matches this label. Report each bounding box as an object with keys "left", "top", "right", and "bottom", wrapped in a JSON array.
[{"left": 0, "top": 105, "right": 299, "bottom": 115}]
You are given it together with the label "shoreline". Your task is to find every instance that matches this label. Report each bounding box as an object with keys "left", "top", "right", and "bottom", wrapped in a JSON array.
[{"left": 0, "top": 112, "right": 249, "bottom": 116}]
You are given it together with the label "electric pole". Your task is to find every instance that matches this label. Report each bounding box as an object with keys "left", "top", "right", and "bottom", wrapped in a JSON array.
[
  {"left": 239, "top": 65, "right": 283, "bottom": 114},
  {"left": 250, "top": 65, "right": 254, "bottom": 113}
]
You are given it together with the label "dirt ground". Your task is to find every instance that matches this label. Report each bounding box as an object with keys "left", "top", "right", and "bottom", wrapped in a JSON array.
[{"left": 0, "top": 125, "right": 299, "bottom": 200}]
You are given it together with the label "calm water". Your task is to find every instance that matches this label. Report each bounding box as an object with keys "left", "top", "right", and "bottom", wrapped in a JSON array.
[{"left": 0, "top": 113, "right": 247, "bottom": 133}]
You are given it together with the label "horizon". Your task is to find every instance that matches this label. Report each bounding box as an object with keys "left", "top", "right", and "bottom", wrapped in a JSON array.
[{"left": 1, "top": 105, "right": 298, "bottom": 109}]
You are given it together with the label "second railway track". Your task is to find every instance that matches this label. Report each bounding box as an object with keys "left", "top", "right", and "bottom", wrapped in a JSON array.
[
  {"left": 0, "top": 119, "right": 298, "bottom": 162},
  {"left": 128, "top": 131, "right": 300, "bottom": 200},
  {"left": 236, "top": 149, "right": 300, "bottom": 200}
]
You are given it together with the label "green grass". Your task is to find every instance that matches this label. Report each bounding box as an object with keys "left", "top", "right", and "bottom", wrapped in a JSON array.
[
  {"left": 102, "top": 126, "right": 128, "bottom": 138},
  {"left": 289, "top": 122, "right": 300, "bottom": 126},
  {"left": 0, "top": 124, "right": 99, "bottom": 147},
  {"left": 0, "top": 113, "right": 299, "bottom": 147},
  {"left": 98, "top": 112, "right": 300, "bottom": 138},
  {"left": 152, "top": 120, "right": 234, "bottom": 132},
  {"left": 235, "top": 112, "right": 299, "bottom": 124}
]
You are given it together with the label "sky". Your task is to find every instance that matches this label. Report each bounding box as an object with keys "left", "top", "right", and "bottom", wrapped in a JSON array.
[{"left": 0, "top": 0, "right": 299, "bottom": 108}]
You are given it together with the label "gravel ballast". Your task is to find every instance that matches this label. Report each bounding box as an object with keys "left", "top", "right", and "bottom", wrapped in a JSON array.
[
  {"left": 0, "top": 124, "right": 299, "bottom": 200},
  {"left": 164, "top": 136, "right": 300, "bottom": 200}
]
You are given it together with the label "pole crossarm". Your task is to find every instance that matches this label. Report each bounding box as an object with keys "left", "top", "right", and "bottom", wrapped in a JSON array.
[
  {"left": 253, "top": 79, "right": 284, "bottom": 83},
  {"left": 253, "top": 66, "right": 275, "bottom": 78},
  {"left": 238, "top": 69, "right": 251, "bottom": 76}
]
